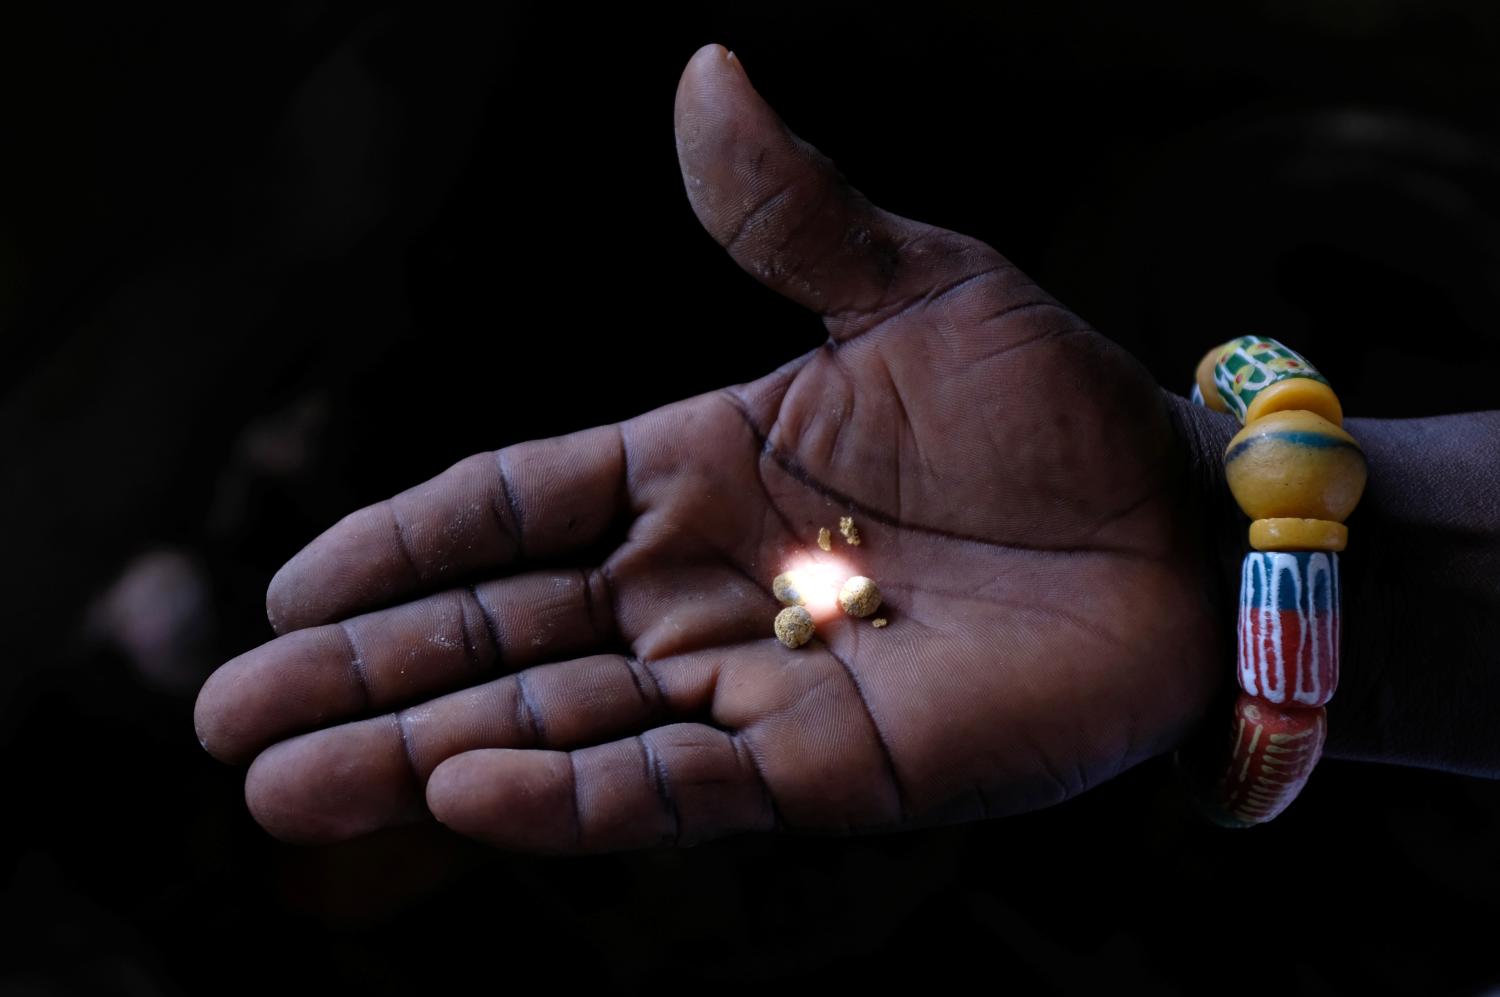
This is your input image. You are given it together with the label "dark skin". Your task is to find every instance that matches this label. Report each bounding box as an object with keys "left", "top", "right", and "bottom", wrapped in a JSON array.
[{"left": 195, "top": 44, "right": 1500, "bottom": 851}]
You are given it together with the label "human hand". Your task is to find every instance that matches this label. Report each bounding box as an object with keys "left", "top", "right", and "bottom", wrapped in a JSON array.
[{"left": 194, "top": 44, "right": 1226, "bottom": 850}]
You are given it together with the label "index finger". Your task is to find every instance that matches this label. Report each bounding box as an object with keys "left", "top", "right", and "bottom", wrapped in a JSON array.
[{"left": 266, "top": 423, "right": 629, "bottom": 634}]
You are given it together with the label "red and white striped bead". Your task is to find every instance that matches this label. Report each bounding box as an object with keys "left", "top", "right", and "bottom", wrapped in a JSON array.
[{"left": 1236, "top": 551, "right": 1341, "bottom": 707}]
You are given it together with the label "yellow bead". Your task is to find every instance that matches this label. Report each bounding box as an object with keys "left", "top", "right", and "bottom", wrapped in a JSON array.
[
  {"left": 1195, "top": 346, "right": 1230, "bottom": 413},
  {"left": 1224, "top": 410, "right": 1366, "bottom": 522},
  {"left": 1244, "top": 376, "right": 1344, "bottom": 427},
  {"left": 1249, "top": 518, "right": 1349, "bottom": 552}
]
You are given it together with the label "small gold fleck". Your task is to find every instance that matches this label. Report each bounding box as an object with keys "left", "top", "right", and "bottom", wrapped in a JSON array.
[
  {"left": 774, "top": 606, "right": 815, "bottom": 648},
  {"left": 839, "top": 576, "right": 882, "bottom": 618},
  {"left": 871, "top": 617, "right": 888, "bottom": 628},
  {"left": 817, "top": 527, "right": 832, "bottom": 552},
  {"left": 838, "top": 516, "right": 862, "bottom": 546}
]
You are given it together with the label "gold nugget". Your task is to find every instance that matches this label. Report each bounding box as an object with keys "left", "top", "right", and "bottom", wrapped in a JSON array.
[
  {"left": 838, "top": 576, "right": 882, "bottom": 618},
  {"left": 774, "top": 606, "right": 815, "bottom": 648},
  {"left": 838, "top": 516, "right": 861, "bottom": 546},
  {"left": 817, "top": 527, "right": 832, "bottom": 552},
  {"left": 772, "top": 572, "right": 806, "bottom": 606},
  {"left": 871, "top": 617, "right": 888, "bottom": 628}
]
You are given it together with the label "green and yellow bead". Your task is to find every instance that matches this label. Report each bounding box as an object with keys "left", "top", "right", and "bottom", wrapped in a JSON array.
[{"left": 1198, "top": 336, "right": 1343, "bottom": 426}]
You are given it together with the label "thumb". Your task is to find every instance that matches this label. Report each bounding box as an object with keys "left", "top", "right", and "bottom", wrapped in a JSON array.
[{"left": 673, "top": 44, "right": 1011, "bottom": 343}]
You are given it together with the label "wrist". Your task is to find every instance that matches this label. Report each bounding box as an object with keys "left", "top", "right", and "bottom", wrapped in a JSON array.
[
  {"left": 1165, "top": 393, "right": 1500, "bottom": 777},
  {"left": 1164, "top": 383, "right": 1385, "bottom": 771},
  {"left": 1324, "top": 414, "right": 1500, "bottom": 776}
]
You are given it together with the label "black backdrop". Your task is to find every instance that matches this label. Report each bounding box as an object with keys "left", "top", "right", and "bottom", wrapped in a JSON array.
[{"left": 4, "top": 3, "right": 1500, "bottom": 994}]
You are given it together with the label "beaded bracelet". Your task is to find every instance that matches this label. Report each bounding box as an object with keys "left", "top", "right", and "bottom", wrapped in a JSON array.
[{"left": 1183, "top": 337, "right": 1367, "bottom": 826}]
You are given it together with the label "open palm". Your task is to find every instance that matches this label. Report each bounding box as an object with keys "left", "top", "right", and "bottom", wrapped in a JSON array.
[{"left": 195, "top": 45, "right": 1222, "bottom": 850}]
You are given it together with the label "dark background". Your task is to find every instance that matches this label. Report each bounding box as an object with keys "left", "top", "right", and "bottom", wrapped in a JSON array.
[{"left": 4, "top": 3, "right": 1500, "bottom": 994}]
